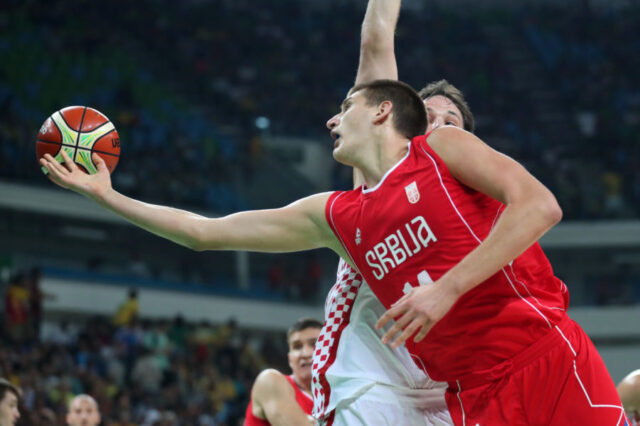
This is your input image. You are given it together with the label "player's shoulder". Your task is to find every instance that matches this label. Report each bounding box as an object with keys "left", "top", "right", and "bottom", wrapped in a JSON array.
[
  {"left": 253, "top": 369, "right": 293, "bottom": 394},
  {"left": 426, "top": 125, "right": 472, "bottom": 146},
  {"left": 422, "top": 126, "right": 482, "bottom": 162}
]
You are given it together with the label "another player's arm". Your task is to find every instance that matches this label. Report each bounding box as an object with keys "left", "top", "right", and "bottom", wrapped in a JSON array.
[
  {"left": 39, "top": 151, "right": 342, "bottom": 255},
  {"left": 354, "top": 0, "right": 401, "bottom": 85},
  {"left": 251, "top": 370, "right": 314, "bottom": 426},
  {"left": 378, "top": 126, "right": 562, "bottom": 346}
]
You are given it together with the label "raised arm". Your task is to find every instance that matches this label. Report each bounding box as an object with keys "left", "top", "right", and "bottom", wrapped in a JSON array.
[
  {"left": 354, "top": 0, "right": 401, "bottom": 85},
  {"left": 377, "top": 126, "right": 562, "bottom": 347},
  {"left": 40, "top": 152, "right": 341, "bottom": 255}
]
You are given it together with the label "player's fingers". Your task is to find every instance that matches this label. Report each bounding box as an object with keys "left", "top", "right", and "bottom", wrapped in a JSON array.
[
  {"left": 391, "top": 317, "right": 424, "bottom": 349},
  {"left": 59, "top": 150, "right": 78, "bottom": 171},
  {"left": 391, "top": 291, "right": 411, "bottom": 307},
  {"left": 42, "top": 154, "right": 69, "bottom": 177},
  {"left": 91, "top": 152, "right": 106, "bottom": 169},
  {"left": 413, "top": 323, "right": 432, "bottom": 343},
  {"left": 93, "top": 153, "right": 106, "bottom": 170},
  {"left": 381, "top": 309, "right": 412, "bottom": 344},
  {"left": 376, "top": 304, "right": 402, "bottom": 330},
  {"left": 40, "top": 159, "right": 68, "bottom": 188}
]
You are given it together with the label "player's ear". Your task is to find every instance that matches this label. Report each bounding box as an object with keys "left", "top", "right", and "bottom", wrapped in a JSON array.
[{"left": 373, "top": 100, "right": 393, "bottom": 125}]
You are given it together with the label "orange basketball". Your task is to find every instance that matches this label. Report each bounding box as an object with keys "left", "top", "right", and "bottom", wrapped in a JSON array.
[{"left": 36, "top": 106, "right": 120, "bottom": 174}]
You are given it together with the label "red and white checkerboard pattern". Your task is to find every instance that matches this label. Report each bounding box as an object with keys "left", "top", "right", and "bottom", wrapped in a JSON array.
[{"left": 311, "top": 260, "right": 362, "bottom": 420}]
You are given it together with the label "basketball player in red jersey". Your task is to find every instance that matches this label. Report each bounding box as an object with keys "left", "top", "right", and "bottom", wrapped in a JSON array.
[
  {"left": 245, "top": 318, "right": 319, "bottom": 426},
  {"left": 311, "top": 0, "right": 468, "bottom": 424},
  {"left": 41, "top": 76, "right": 627, "bottom": 424}
]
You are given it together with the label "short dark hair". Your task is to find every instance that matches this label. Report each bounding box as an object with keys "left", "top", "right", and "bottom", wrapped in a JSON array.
[
  {"left": 287, "top": 317, "right": 323, "bottom": 341},
  {"left": 350, "top": 79, "right": 428, "bottom": 139},
  {"left": 418, "top": 79, "right": 474, "bottom": 133},
  {"left": 0, "top": 378, "right": 21, "bottom": 402}
]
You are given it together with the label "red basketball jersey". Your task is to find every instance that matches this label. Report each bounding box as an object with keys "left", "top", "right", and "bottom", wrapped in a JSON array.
[
  {"left": 325, "top": 134, "right": 569, "bottom": 382},
  {"left": 244, "top": 374, "right": 313, "bottom": 426}
]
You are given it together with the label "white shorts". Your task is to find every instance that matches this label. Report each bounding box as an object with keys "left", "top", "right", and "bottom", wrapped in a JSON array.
[{"left": 319, "top": 384, "right": 453, "bottom": 426}]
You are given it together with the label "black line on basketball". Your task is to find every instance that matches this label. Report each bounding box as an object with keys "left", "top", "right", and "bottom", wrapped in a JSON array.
[
  {"left": 77, "top": 147, "right": 120, "bottom": 158},
  {"left": 51, "top": 116, "right": 63, "bottom": 142},
  {"left": 92, "top": 128, "right": 118, "bottom": 151},
  {"left": 37, "top": 139, "right": 78, "bottom": 149},
  {"left": 58, "top": 109, "right": 76, "bottom": 133},
  {"left": 82, "top": 119, "right": 111, "bottom": 133},
  {"left": 73, "top": 107, "right": 87, "bottom": 163}
]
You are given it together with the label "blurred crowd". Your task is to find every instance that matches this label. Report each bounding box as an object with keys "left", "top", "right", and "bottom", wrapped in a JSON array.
[
  {"left": 1, "top": 287, "right": 287, "bottom": 426},
  {"left": 1, "top": 0, "right": 639, "bottom": 218}
]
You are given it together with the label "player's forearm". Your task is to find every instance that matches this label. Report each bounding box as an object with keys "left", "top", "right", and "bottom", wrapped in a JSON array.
[
  {"left": 441, "top": 192, "right": 562, "bottom": 297},
  {"left": 355, "top": 0, "right": 401, "bottom": 85},
  {"left": 96, "top": 188, "right": 207, "bottom": 250},
  {"left": 361, "top": 0, "right": 401, "bottom": 48}
]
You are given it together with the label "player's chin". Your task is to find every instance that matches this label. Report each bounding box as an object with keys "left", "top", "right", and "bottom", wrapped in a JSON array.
[
  {"left": 332, "top": 147, "right": 351, "bottom": 166},
  {"left": 298, "top": 364, "right": 312, "bottom": 376}
]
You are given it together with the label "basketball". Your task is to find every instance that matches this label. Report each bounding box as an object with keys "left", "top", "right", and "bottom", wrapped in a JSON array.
[{"left": 36, "top": 106, "right": 120, "bottom": 174}]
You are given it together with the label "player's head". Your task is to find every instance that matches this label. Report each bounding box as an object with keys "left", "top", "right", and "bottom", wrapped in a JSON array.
[
  {"left": 617, "top": 369, "right": 640, "bottom": 423},
  {"left": 287, "top": 318, "right": 322, "bottom": 385},
  {"left": 327, "top": 79, "right": 427, "bottom": 165},
  {"left": 66, "top": 394, "right": 101, "bottom": 426},
  {"left": 0, "top": 379, "right": 20, "bottom": 426},
  {"left": 419, "top": 79, "right": 474, "bottom": 133}
]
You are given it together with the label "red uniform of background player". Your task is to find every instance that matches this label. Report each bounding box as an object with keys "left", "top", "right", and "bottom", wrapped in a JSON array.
[
  {"left": 245, "top": 375, "right": 313, "bottom": 426},
  {"left": 244, "top": 318, "right": 318, "bottom": 426}
]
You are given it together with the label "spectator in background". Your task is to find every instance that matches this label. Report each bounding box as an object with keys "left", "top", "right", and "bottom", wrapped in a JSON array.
[
  {"left": 132, "top": 347, "right": 163, "bottom": 393},
  {"left": 4, "top": 274, "right": 29, "bottom": 344},
  {"left": 618, "top": 370, "right": 640, "bottom": 425},
  {"left": 113, "top": 289, "right": 139, "bottom": 327},
  {"left": 66, "top": 394, "right": 101, "bottom": 426},
  {"left": 0, "top": 378, "right": 20, "bottom": 426}
]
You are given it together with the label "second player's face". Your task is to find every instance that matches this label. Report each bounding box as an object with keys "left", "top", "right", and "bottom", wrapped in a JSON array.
[
  {"left": 288, "top": 327, "right": 321, "bottom": 383},
  {"left": 0, "top": 392, "right": 19, "bottom": 426},
  {"left": 66, "top": 398, "right": 101, "bottom": 426},
  {"left": 424, "top": 95, "right": 464, "bottom": 132}
]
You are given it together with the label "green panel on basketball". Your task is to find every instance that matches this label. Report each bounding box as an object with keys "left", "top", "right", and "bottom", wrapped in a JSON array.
[{"left": 36, "top": 106, "right": 120, "bottom": 175}]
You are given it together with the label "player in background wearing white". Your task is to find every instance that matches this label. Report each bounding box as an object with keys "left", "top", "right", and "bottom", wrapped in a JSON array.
[
  {"left": 0, "top": 379, "right": 20, "bottom": 426},
  {"left": 312, "top": 1, "right": 466, "bottom": 424},
  {"left": 618, "top": 370, "right": 640, "bottom": 425},
  {"left": 244, "top": 318, "right": 318, "bottom": 426},
  {"left": 66, "top": 394, "right": 101, "bottom": 426}
]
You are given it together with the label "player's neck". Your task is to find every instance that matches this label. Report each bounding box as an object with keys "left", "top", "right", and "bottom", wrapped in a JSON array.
[
  {"left": 358, "top": 135, "right": 410, "bottom": 189},
  {"left": 293, "top": 375, "right": 312, "bottom": 395}
]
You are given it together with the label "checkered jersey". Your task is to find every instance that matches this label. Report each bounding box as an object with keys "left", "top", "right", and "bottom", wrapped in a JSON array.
[{"left": 311, "top": 259, "right": 362, "bottom": 419}]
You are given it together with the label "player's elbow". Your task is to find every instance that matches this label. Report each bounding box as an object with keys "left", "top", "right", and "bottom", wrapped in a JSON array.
[
  {"left": 188, "top": 233, "right": 220, "bottom": 252},
  {"left": 538, "top": 191, "right": 563, "bottom": 228},
  {"left": 184, "top": 222, "right": 217, "bottom": 252}
]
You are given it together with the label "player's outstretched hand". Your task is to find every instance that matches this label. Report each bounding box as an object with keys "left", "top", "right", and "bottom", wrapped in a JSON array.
[
  {"left": 376, "top": 282, "right": 459, "bottom": 348},
  {"left": 39, "top": 151, "right": 112, "bottom": 200}
]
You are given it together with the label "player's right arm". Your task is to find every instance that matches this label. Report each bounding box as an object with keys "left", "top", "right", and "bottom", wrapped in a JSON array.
[
  {"left": 354, "top": 0, "right": 401, "bottom": 85},
  {"left": 250, "top": 369, "right": 314, "bottom": 426},
  {"left": 39, "top": 151, "right": 341, "bottom": 255}
]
